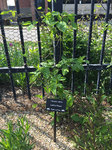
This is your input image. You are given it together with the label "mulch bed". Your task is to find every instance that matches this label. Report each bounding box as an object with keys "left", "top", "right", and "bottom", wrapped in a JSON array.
[{"left": 0, "top": 85, "right": 75, "bottom": 150}]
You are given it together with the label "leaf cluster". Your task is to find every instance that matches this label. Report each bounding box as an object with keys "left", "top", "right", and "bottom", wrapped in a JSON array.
[
  {"left": 71, "top": 94, "right": 112, "bottom": 149},
  {"left": 42, "top": 11, "right": 77, "bottom": 35},
  {"left": 0, "top": 117, "right": 34, "bottom": 150},
  {"left": 33, "top": 57, "right": 86, "bottom": 110}
]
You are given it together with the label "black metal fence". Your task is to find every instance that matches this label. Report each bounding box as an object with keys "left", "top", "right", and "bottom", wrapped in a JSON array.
[{"left": 0, "top": 0, "right": 112, "bottom": 101}]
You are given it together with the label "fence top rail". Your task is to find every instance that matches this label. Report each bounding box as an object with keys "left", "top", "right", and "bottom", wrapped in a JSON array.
[
  {"left": 0, "top": 66, "right": 36, "bottom": 73},
  {"left": 0, "top": 63, "right": 111, "bottom": 73}
]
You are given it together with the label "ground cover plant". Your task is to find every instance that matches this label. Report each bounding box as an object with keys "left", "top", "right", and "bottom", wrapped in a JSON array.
[
  {"left": 0, "top": 116, "right": 34, "bottom": 150},
  {"left": 70, "top": 94, "right": 112, "bottom": 150}
]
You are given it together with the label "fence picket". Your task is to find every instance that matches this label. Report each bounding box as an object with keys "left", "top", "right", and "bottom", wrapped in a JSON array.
[
  {"left": 84, "top": 0, "right": 95, "bottom": 95},
  {"left": 35, "top": 0, "right": 44, "bottom": 97},
  {"left": 71, "top": 0, "right": 78, "bottom": 94},
  {"left": 0, "top": 10, "right": 16, "bottom": 100},
  {"left": 96, "top": 0, "right": 111, "bottom": 94},
  {"left": 15, "top": 0, "right": 31, "bottom": 99}
]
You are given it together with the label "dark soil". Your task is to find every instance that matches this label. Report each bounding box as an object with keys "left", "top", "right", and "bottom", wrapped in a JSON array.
[{"left": 0, "top": 85, "right": 46, "bottom": 114}]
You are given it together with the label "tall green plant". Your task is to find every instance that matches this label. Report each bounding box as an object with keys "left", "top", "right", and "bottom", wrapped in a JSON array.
[
  {"left": 33, "top": 57, "right": 86, "bottom": 110},
  {"left": 0, "top": 117, "right": 34, "bottom": 150}
]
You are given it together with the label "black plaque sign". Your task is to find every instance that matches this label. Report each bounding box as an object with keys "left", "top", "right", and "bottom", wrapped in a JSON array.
[{"left": 46, "top": 99, "right": 66, "bottom": 112}]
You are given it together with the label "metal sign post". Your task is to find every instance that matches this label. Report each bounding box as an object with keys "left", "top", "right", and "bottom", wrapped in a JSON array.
[
  {"left": 46, "top": 99, "right": 66, "bottom": 142},
  {"left": 54, "top": 111, "right": 57, "bottom": 142}
]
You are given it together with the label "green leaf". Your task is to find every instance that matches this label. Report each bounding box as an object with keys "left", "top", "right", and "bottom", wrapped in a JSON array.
[
  {"left": 0, "top": 11, "right": 10, "bottom": 15},
  {"left": 52, "top": 11, "right": 60, "bottom": 16},
  {"left": 22, "top": 53, "right": 27, "bottom": 57},
  {"left": 56, "top": 116, "right": 60, "bottom": 122},
  {"left": 96, "top": 4, "right": 102, "bottom": 7},
  {"left": 0, "top": 141, "right": 6, "bottom": 148},
  {"left": 32, "top": 103, "right": 38, "bottom": 109},
  {"left": 27, "top": 24, "right": 34, "bottom": 31},
  {"left": 61, "top": 12, "right": 68, "bottom": 17},
  {"left": 101, "top": 95, "right": 107, "bottom": 101},
  {"left": 56, "top": 63, "right": 62, "bottom": 68},
  {"left": 35, "top": 94, "right": 43, "bottom": 99},
  {"left": 107, "top": 63, "right": 112, "bottom": 68},
  {"left": 49, "top": 112, "right": 54, "bottom": 117},
  {"left": 33, "top": 20, "right": 38, "bottom": 25},
  {"left": 0, "top": 10, "right": 16, "bottom": 17},
  {"left": 47, "top": 0, "right": 51, "bottom": 2},
  {"left": 46, "top": 12, "right": 51, "bottom": 16},
  {"left": 22, "top": 21, "right": 31, "bottom": 26},
  {"left": 62, "top": 68, "right": 69, "bottom": 75},
  {"left": 50, "top": 120, "right": 54, "bottom": 126},
  {"left": 37, "top": 6, "right": 42, "bottom": 10},
  {"left": 59, "top": 77, "right": 66, "bottom": 81},
  {"left": 57, "top": 83, "right": 63, "bottom": 88},
  {"left": 44, "top": 87, "right": 51, "bottom": 93},
  {"left": 100, "top": 125, "right": 108, "bottom": 134},
  {"left": 51, "top": 86, "right": 57, "bottom": 95},
  {"left": 67, "top": 96, "right": 73, "bottom": 108},
  {"left": 50, "top": 31, "right": 54, "bottom": 39},
  {"left": 41, "top": 67, "right": 50, "bottom": 79},
  {"left": 45, "top": 19, "right": 57, "bottom": 26},
  {"left": 11, "top": 11, "right": 16, "bottom": 17},
  {"left": 56, "top": 21, "right": 68, "bottom": 32},
  {"left": 68, "top": 13, "right": 75, "bottom": 21},
  {"left": 71, "top": 114, "right": 84, "bottom": 124},
  {"left": 71, "top": 22, "right": 77, "bottom": 30}
]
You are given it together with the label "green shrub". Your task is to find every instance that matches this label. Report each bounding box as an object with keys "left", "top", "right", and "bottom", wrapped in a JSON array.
[
  {"left": 72, "top": 95, "right": 112, "bottom": 150},
  {"left": 0, "top": 117, "right": 34, "bottom": 150},
  {"left": 0, "top": 12, "right": 112, "bottom": 94}
]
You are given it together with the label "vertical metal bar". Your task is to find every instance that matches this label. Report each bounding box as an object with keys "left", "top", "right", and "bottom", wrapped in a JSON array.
[
  {"left": 110, "top": 43, "right": 112, "bottom": 90},
  {"left": 35, "top": 0, "right": 44, "bottom": 97},
  {"left": 110, "top": 70, "right": 112, "bottom": 90},
  {"left": 35, "top": 0, "right": 42, "bottom": 63},
  {"left": 54, "top": 0, "right": 63, "bottom": 12},
  {"left": 51, "top": 0, "right": 56, "bottom": 64},
  {"left": 84, "top": 0, "right": 95, "bottom": 95},
  {"left": 0, "top": 10, "right": 16, "bottom": 101},
  {"left": 52, "top": 2, "right": 62, "bottom": 140},
  {"left": 54, "top": 111, "right": 57, "bottom": 142},
  {"left": 15, "top": 0, "right": 31, "bottom": 99},
  {"left": 96, "top": 0, "right": 110, "bottom": 94},
  {"left": 51, "top": 0, "right": 54, "bottom": 12},
  {"left": 54, "top": 0, "right": 63, "bottom": 64},
  {"left": 71, "top": 0, "right": 78, "bottom": 94}
]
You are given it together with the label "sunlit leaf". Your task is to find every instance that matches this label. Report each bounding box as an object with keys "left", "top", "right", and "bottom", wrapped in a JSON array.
[
  {"left": 27, "top": 24, "right": 34, "bottom": 31},
  {"left": 52, "top": 11, "right": 60, "bottom": 16},
  {"left": 35, "top": 94, "right": 43, "bottom": 99},
  {"left": 37, "top": 6, "right": 42, "bottom": 10},
  {"left": 56, "top": 21, "right": 68, "bottom": 32},
  {"left": 22, "top": 21, "right": 31, "bottom": 26},
  {"left": 96, "top": 5, "right": 102, "bottom": 7},
  {"left": 11, "top": 11, "right": 16, "bottom": 17},
  {"left": 71, "top": 22, "right": 77, "bottom": 30},
  {"left": 0, "top": 11, "right": 10, "bottom": 15},
  {"left": 32, "top": 103, "right": 38, "bottom": 109}
]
